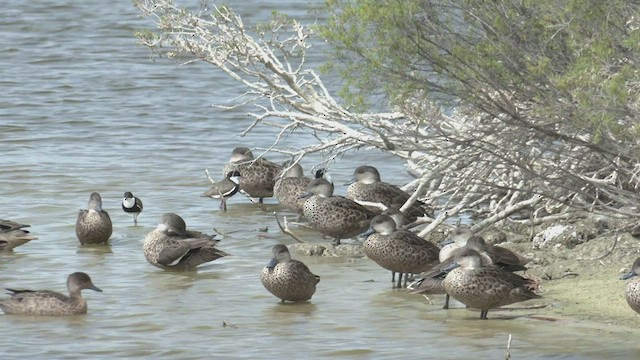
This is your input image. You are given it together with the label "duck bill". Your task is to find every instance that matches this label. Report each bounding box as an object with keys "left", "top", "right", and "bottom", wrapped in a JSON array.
[
  {"left": 298, "top": 191, "right": 312, "bottom": 199},
  {"left": 438, "top": 237, "right": 454, "bottom": 246},
  {"left": 90, "top": 285, "right": 103, "bottom": 292},
  {"left": 359, "top": 227, "right": 375, "bottom": 238},
  {"left": 343, "top": 177, "right": 356, "bottom": 186},
  {"left": 620, "top": 271, "right": 637, "bottom": 280},
  {"left": 266, "top": 257, "right": 278, "bottom": 269},
  {"left": 441, "top": 262, "right": 460, "bottom": 273}
]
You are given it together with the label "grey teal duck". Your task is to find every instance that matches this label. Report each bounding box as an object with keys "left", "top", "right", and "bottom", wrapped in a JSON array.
[
  {"left": 76, "top": 192, "right": 112, "bottom": 245},
  {"left": 223, "top": 147, "right": 282, "bottom": 203},
  {"left": 143, "top": 213, "right": 230, "bottom": 271},
  {"left": 274, "top": 161, "right": 325, "bottom": 219},
  {"left": 411, "top": 227, "right": 526, "bottom": 309},
  {"left": 441, "top": 226, "right": 528, "bottom": 271},
  {"left": 620, "top": 258, "right": 640, "bottom": 315},
  {"left": 442, "top": 248, "right": 540, "bottom": 319},
  {"left": 300, "top": 178, "right": 377, "bottom": 245},
  {"left": 122, "top": 191, "right": 143, "bottom": 226},
  {"left": 0, "top": 272, "right": 102, "bottom": 316},
  {"left": 202, "top": 170, "right": 241, "bottom": 211},
  {"left": 380, "top": 207, "right": 406, "bottom": 283},
  {"left": 260, "top": 244, "right": 320, "bottom": 302},
  {"left": 346, "top": 165, "right": 432, "bottom": 222},
  {"left": 408, "top": 246, "right": 493, "bottom": 309},
  {"left": 360, "top": 214, "right": 440, "bottom": 288},
  {"left": 0, "top": 219, "right": 37, "bottom": 251}
]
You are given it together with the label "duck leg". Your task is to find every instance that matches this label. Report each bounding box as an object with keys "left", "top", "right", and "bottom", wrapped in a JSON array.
[
  {"left": 443, "top": 294, "right": 450, "bottom": 309},
  {"left": 480, "top": 309, "right": 489, "bottom": 320},
  {"left": 391, "top": 271, "right": 396, "bottom": 283},
  {"left": 395, "top": 273, "right": 403, "bottom": 288},
  {"left": 133, "top": 214, "right": 138, "bottom": 226}
]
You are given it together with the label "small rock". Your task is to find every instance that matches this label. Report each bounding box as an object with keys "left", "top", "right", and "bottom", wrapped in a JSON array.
[{"left": 289, "top": 243, "right": 326, "bottom": 256}]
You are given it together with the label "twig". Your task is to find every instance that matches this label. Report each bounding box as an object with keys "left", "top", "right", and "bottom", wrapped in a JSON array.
[
  {"left": 238, "top": 189, "right": 269, "bottom": 212},
  {"left": 505, "top": 334, "right": 512, "bottom": 360},
  {"left": 212, "top": 228, "right": 242, "bottom": 237},
  {"left": 274, "top": 212, "right": 306, "bottom": 243},
  {"left": 204, "top": 168, "right": 216, "bottom": 184},
  {"left": 352, "top": 199, "right": 388, "bottom": 211},
  {"left": 590, "top": 233, "right": 618, "bottom": 260}
]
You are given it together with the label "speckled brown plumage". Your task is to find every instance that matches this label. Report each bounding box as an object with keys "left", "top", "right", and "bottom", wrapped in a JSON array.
[
  {"left": 302, "top": 178, "right": 377, "bottom": 245},
  {"left": 443, "top": 249, "right": 540, "bottom": 319},
  {"left": 260, "top": 244, "right": 319, "bottom": 302},
  {"left": 0, "top": 219, "right": 37, "bottom": 251},
  {"left": 346, "top": 165, "right": 432, "bottom": 222},
  {"left": 143, "top": 213, "right": 230, "bottom": 271},
  {"left": 75, "top": 192, "right": 112, "bottom": 245},
  {"left": 362, "top": 215, "right": 440, "bottom": 287},
  {"left": 0, "top": 272, "right": 102, "bottom": 316},
  {"left": 223, "top": 147, "right": 282, "bottom": 201},
  {"left": 620, "top": 258, "right": 640, "bottom": 315},
  {"left": 273, "top": 162, "right": 312, "bottom": 217},
  {"left": 442, "top": 226, "right": 529, "bottom": 271}
]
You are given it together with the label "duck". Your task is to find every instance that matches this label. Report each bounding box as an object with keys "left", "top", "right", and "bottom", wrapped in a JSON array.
[
  {"left": 143, "top": 213, "right": 230, "bottom": 271},
  {"left": 274, "top": 161, "right": 325, "bottom": 219},
  {"left": 380, "top": 208, "right": 406, "bottom": 283},
  {"left": 223, "top": 147, "right": 282, "bottom": 203},
  {"left": 260, "top": 244, "right": 320, "bottom": 302},
  {"left": 620, "top": 257, "right": 640, "bottom": 315},
  {"left": 360, "top": 215, "right": 440, "bottom": 288},
  {"left": 442, "top": 248, "right": 540, "bottom": 319},
  {"left": 76, "top": 192, "right": 112, "bottom": 245},
  {"left": 410, "top": 228, "right": 525, "bottom": 309},
  {"left": 0, "top": 272, "right": 102, "bottom": 316},
  {"left": 122, "top": 191, "right": 143, "bottom": 225},
  {"left": 440, "top": 226, "right": 528, "bottom": 271},
  {"left": 408, "top": 248, "right": 493, "bottom": 309},
  {"left": 202, "top": 170, "right": 242, "bottom": 211},
  {"left": 0, "top": 219, "right": 37, "bottom": 251},
  {"left": 345, "top": 165, "right": 432, "bottom": 222},
  {"left": 300, "top": 178, "right": 377, "bottom": 245}
]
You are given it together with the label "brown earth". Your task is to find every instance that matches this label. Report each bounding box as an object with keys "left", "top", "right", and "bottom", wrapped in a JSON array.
[
  {"left": 291, "top": 216, "right": 640, "bottom": 327},
  {"left": 479, "top": 219, "right": 640, "bottom": 328}
]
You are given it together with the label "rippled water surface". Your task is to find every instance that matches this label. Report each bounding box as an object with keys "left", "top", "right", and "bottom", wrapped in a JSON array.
[{"left": 1, "top": 1, "right": 639, "bottom": 359}]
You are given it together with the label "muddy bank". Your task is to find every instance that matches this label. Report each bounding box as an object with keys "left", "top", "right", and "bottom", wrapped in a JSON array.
[{"left": 290, "top": 217, "right": 640, "bottom": 328}]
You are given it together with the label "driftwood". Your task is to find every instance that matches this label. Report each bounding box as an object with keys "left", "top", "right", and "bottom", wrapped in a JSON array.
[{"left": 135, "top": 0, "right": 640, "bottom": 234}]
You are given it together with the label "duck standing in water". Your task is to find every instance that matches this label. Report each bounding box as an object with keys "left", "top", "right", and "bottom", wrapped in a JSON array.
[
  {"left": 442, "top": 248, "right": 540, "bottom": 319},
  {"left": 360, "top": 214, "right": 440, "bottom": 288},
  {"left": 0, "top": 219, "right": 37, "bottom": 251},
  {"left": 620, "top": 258, "right": 640, "bottom": 315},
  {"left": 0, "top": 272, "right": 102, "bottom": 316},
  {"left": 261, "top": 244, "right": 319, "bottom": 302},
  {"left": 300, "top": 178, "right": 377, "bottom": 245},
  {"left": 202, "top": 170, "right": 241, "bottom": 211},
  {"left": 274, "top": 161, "right": 325, "bottom": 220},
  {"left": 346, "top": 165, "right": 432, "bottom": 222},
  {"left": 122, "top": 191, "right": 143, "bottom": 225},
  {"left": 143, "top": 213, "right": 230, "bottom": 271},
  {"left": 223, "top": 147, "right": 282, "bottom": 203},
  {"left": 76, "top": 192, "right": 112, "bottom": 245}
]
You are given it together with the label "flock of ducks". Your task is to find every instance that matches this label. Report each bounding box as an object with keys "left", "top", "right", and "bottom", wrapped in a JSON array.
[{"left": 2, "top": 146, "right": 640, "bottom": 320}]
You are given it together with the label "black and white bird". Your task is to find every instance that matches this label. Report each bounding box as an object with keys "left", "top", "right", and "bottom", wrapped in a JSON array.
[
  {"left": 202, "top": 170, "right": 242, "bottom": 211},
  {"left": 122, "top": 192, "right": 143, "bottom": 225}
]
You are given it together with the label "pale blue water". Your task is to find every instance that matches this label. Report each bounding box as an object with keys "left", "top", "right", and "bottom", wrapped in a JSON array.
[{"left": 0, "top": 1, "right": 638, "bottom": 359}]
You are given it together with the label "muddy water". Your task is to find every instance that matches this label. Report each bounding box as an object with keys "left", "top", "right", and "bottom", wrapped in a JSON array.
[{"left": 1, "top": 0, "right": 639, "bottom": 359}]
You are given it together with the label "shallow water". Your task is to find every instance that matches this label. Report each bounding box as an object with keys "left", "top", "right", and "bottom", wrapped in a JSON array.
[{"left": 1, "top": 1, "right": 639, "bottom": 359}]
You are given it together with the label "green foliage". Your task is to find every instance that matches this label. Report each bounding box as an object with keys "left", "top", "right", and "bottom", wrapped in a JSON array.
[{"left": 319, "top": 0, "right": 640, "bottom": 146}]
